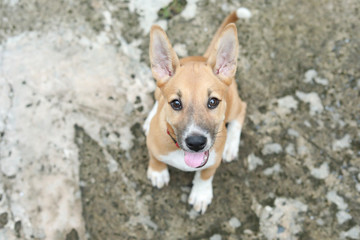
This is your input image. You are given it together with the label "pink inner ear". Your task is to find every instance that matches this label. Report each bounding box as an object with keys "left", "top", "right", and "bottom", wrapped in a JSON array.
[
  {"left": 214, "top": 33, "right": 236, "bottom": 77},
  {"left": 152, "top": 39, "right": 173, "bottom": 79},
  {"left": 215, "top": 52, "right": 235, "bottom": 76},
  {"left": 216, "top": 63, "right": 235, "bottom": 76},
  {"left": 153, "top": 64, "right": 172, "bottom": 79}
]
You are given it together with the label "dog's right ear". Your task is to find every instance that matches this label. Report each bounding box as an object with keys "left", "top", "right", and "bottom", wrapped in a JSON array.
[{"left": 150, "top": 25, "right": 180, "bottom": 87}]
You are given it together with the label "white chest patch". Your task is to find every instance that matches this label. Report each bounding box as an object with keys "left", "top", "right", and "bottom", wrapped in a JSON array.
[{"left": 159, "top": 150, "right": 216, "bottom": 172}]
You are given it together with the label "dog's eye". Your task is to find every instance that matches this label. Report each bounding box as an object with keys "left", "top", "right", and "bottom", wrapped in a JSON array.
[
  {"left": 170, "top": 99, "right": 182, "bottom": 111},
  {"left": 208, "top": 98, "right": 220, "bottom": 109}
]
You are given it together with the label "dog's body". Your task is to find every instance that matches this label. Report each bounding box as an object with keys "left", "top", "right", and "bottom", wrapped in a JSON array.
[{"left": 143, "top": 10, "right": 247, "bottom": 214}]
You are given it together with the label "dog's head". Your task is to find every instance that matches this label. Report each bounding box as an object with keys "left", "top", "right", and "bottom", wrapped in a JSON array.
[{"left": 149, "top": 24, "right": 239, "bottom": 167}]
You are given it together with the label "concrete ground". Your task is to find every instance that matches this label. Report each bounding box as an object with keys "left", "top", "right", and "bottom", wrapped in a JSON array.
[{"left": 0, "top": 0, "right": 359, "bottom": 239}]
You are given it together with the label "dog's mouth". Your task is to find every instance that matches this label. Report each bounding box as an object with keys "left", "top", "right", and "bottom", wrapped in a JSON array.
[{"left": 184, "top": 150, "right": 209, "bottom": 168}]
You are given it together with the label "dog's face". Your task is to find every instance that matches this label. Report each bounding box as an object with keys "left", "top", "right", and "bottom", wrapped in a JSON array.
[
  {"left": 150, "top": 24, "right": 238, "bottom": 166},
  {"left": 162, "top": 64, "right": 228, "bottom": 152}
]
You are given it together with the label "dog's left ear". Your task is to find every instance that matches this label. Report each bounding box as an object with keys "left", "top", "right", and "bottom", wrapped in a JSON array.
[
  {"left": 150, "top": 25, "right": 180, "bottom": 87},
  {"left": 207, "top": 24, "right": 239, "bottom": 85}
]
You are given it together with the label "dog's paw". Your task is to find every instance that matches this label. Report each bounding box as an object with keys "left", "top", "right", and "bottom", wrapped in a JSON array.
[
  {"left": 188, "top": 172, "right": 213, "bottom": 214},
  {"left": 147, "top": 167, "right": 170, "bottom": 189},
  {"left": 222, "top": 120, "right": 242, "bottom": 162}
]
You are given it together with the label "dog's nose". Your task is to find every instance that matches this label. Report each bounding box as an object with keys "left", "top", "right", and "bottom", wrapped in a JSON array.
[{"left": 185, "top": 135, "right": 207, "bottom": 151}]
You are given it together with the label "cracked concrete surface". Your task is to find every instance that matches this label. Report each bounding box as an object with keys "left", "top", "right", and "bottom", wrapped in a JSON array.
[{"left": 0, "top": 0, "right": 359, "bottom": 239}]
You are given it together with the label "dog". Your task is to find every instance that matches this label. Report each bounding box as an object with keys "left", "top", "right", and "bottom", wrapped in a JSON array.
[{"left": 143, "top": 9, "right": 247, "bottom": 214}]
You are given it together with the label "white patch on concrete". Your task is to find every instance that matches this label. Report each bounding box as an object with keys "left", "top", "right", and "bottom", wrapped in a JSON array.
[
  {"left": 159, "top": 150, "right": 216, "bottom": 172},
  {"left": 261, "top": 143, "right": 283, "bottom": 155},
  {"left": 0, "top": 149, "right": 21, "bottom": 177},
  {"left": 304, "top": 69, "right": 317, "bottom": 83},
  {"left": 296, "top": 91, "right": 324, "bottom": 115},
  {"left": 310, "top": 162, "right": 329, "bottom": 179},
  {"left": 276, "top": 95, "right": 298, "bottom": 115},
  {"left": 102, "top": 10, "right": 112, "bottom": 32},
  {"left": 128, "top": 0, "right": 172, "bottom": 33},
  {"left": 103, "top": 149, "right": 119, "bottom": 174},
  {"left": 229, "top": 217, "right": 241, "bottom": 228},
  {"left": 316, "top": 218, "right": 325, "bottom": 226},
  {"left": 340, "top": 226, "right": 360, "bottom": 240},
  {"left": 247, "top": 153, "right": 263, "bottom": 171},
  {"left": 252, "top": 197, "right": 308, "bottom": 240},
  {"left": 285, "top": 143, "right": 296, "bottom": 156},
  {"left": 221, "top": 3, "right": 230, "bottom": 12},
  {"left": 131, "top": 215, "right": 158, "bottom": 231},
  {"left": 180, "top": 193, "right": 188, "bottom": 203},
  {"left": 336, "top": 210, "right": 352, "bottom": 225},
  {"left": 147, "top": 167, "right": 170, "bottom": 189},
  {"left": 0, "top": 29, "right": 155, "bottom": 239},
  {"left": 173, "top": 43, "right": 188, "bottom": 57},
  {"left": 314, "top": 77, "right": 329, "bottom": 86},
  {"left": 118, "top": 126, "right": 135, "bottom": 151},
  {"left": 209, "top": 234, "right": 222, "bottom": 240},
  {"left": 297, "top": 137, "right": 310, "bottom": 157},
  {"left": 143, "top": 101, "right": 158, "bottom": 135},
  {"left": 3, "top": 0, "right": 19, "bottom": 6},
  {"left": 303, "top": 69, "right": 329, "bottom": 85},
  {"left": 187, "top": 208, "right": 200, "bottom": 220},
  {"left": 263, "top": 163, "right": 282, "bottom": 176},
  {"left": 236, "top": 7, "right": 252, "bottom": 19},
  {"left": 188, "top": 171, "right": 213, "bottom": 214},
  {"left": 326, "top": 190, "right": 348, "bottom": 210},
  {"left": 304, "top": 120, "right": 312, "bottom": 127},
  {"left": 118, "top": 36, "right": 143, "bottom": 61},
  {"left": 287, "top": 128, "right": 300, "bottom": 137},
  {"left": 332, "top": 134, "right": 352, "bottom": 151},
  {"left": 223, "top": 120, "right": 242, "bottom": 162},
  {"left": 356, "top": 183, "right": 360, "bottom": 192},
  {"left": 181, "top": 0, "right": 199, "bottom": 20}
]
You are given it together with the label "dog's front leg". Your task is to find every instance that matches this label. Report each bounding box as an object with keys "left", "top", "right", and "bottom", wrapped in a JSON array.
[
  {"left": 223, "top": 100, "right": 247, "bottom": 162},
  {"left": 188, "top": 165, "right": 219, "bottom": 214},
  {"left": 147, "top": 153, "right": 169, "bottom": 189}
]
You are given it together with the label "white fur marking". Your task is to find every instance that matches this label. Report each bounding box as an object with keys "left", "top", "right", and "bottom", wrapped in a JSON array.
[
  {"left": 223, "top": 120, "right": 242, "bottom": 162},
  {"left": 147, "top": 166, "right": 170, "bottom": 189},
  {"left": 159, "top": 150, "right": 216, "bottom": 172},
  {"left": 236, "top": 7, "right": 252, "bottom": 19},
  {"left": 143, "top": 101, "right": 158, "bottom": 135},
  {"left": 188, "top": 171, "right": 213, "bottom": 214}
]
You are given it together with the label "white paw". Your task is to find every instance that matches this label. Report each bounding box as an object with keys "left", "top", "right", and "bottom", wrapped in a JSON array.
[
  {"left": 143, "top": 101, "right": 158, "bottom": 135},
  {"left": 147, "top": 167, "right": 170, "bottom": 189},
  {"left": 222, "top": 120, "right": 242, "bottom": 162},
  {"left": 188, "top": 171, "right": 213, "bottom": 214}
]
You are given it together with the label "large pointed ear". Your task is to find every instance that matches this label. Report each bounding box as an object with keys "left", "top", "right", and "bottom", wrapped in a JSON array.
[
  {"left": 207, "top": 24, "right": 239, "bottom": 85},
  {"left": 149, "top": 25, "right": 180, "bottom": 87}
]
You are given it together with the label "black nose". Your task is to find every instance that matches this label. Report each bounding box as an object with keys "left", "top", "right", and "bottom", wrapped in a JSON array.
[{"left": 185, "top": 135, "right": 207, "bottom": 151}]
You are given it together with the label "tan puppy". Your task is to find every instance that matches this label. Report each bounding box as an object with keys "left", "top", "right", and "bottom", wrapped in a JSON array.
[{"left": 143, "top": 10, "right": 247, "bottom": 214}]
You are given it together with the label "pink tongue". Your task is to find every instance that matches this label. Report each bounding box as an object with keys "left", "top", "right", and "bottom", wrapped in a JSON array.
[{"left": 184, "top": 151, "right": 205, "bottom": 168}]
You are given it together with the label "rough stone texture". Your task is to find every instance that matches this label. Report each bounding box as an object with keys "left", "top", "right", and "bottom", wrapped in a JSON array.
[{"left": 0, "top": 0, "right": 360, "bottom": 239}]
